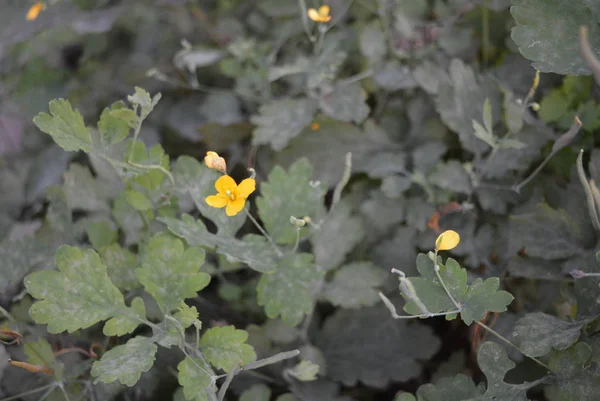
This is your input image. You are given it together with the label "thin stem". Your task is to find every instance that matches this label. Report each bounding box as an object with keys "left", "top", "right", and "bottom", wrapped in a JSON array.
[
  {"left": 217, "top": 366, "right": 238, "bottom": 401},
  {"left": 292, "top": 228, "right": 301, "bottom": 253},
  {"left": 331, "top": 152, "right": 352, "bottom": 208},
  {"left": 513, "top": 151, "right": 554, "bottom": 193},
  {"left": 379, "top": 292, "right": 461, "bottom": 320},
  {"left": 433, "top": 253, "right": 462, "bottom": 311},
  {"left": 127, "top": 161, "right": 175, "bottom": 186},
  {"left": 475, "top": 320, "right": 550, "bottom": 370},
  {"left": 57, "top": 384, "right": 71, "bottom": 401},
  {"left": 0, "top": 383, "right": 56, "bottom": 401},
  {"left": 298, "top": 0, "right": 316, "bottom": 42},
  {"left": 244, "top": 209, "right": 282, "bottom": 256},
  {"left": 0, "top": 304, "right": 17, "bottom": 323}
]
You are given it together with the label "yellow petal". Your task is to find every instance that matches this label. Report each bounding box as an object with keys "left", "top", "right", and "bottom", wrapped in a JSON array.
[
  {"left": 26, "top": 2, "right": 45, "bottom": 20},
  {"left": 215, "top": 175, "right": 236, "bottom": 195},
  {"left": 205, "top": 151, "right": 227, "bottom": 172},
  {"left": 237, "top": 178, "right": 256, "bottom": 198},
  {"left": 206, "top": 194, "right": 229, "bottom": 208},
  {"left": 226, "top": 198, "right": 246, "bottom": 216},
  {"left": 318, "top": 5, "right": 330, "bottom": 17},
  {"left": 435, "top": 230, "right": 460, "bottom": 251},
  {"left": 307, "top": 8, "right": 320, "bottom": 21}
]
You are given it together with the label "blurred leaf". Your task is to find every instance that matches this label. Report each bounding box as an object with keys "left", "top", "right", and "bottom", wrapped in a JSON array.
[
  {"left": 33, "top": 99, "right": 92, "bottom": 153},
  {"left": 322, "top": 262, "right": 387, "bottom": 309},
  {"left": 112, "top": 192, "right": 144, "bottom": 246},
  {"left": 24, "top": 246, "right": 126, "bottom": 333},
  {"left": 251, "top": 98, "right": 317, "bottom": 151},
  {"left": 160, "top": 214, "right": 278, "bottom": 274},
  {"left": 136, "top": 234, "right": 210, "bottom": 312},
  {"left": 514, "top": 313, "right": 583, "bottom": 357},
  {"left": 257, "top": 159, "right": 325, "bottom": 244},
  {"left": 98, "top": 101, "right": 133, "bottom": 146},
  {"left": 311, "top": 200, "right": 364, "bottom": 270},
  {"left": 25, "top": 144, "right": 72, "bottom": 203},
  {"left": 99, "top": 243, "right": 140, "bottom": 292},
  {"left": 475, "top": 342, "right": 531, "bottom": 401},
  {"left": 290, "top": 379, "right": 356, "bottom": 401},
  {"left": 288, "top": 360, "right": 320, "bottom": 381},
  {"left": 359, "top": 21, "right": 387, "bottom": 63},
  {"left": 174, "top": 47, "right": 225, "bottom": 72},
  {"left": 410, "top": 374, "right": 479, "bottom": 401},
  {"left": 404, "top": 254, "right": 514, "bottom": 325},
  {"left": 91, "top": 337, "right": 157, "bottom": 387},
  {"left": 275, "top": 118, "right": 403, "bottom": 187},
  {"left": 177, "top": 356, "right": 215, "bottom": 401},
  {"left": 63, "top": 163, "right": 110, "bottom": 212},
  {"left": 509, "top": 203, "right": 583, "bottom": 260},
  {"left": 318, "top": 83, "right": 370, "bottom": 124},
  {"left": 413, "top": 61, "right": 451, "bottom": 95},
  {"left": 240, "top": 384, "right": 271, "bottom": 401},
  {"left": 318, "top": 307, "right": 440, "bottom": 387},
  {"left": 428, "top": 161, "right": 472, "bottom": 195},
  {"left": 125, "top": 189, "right": 153, "bottom": 211},
  {"left": 0, "top": 236, "right": 54, "bottom": 295},
  {"left": 511, "top": 0, "right": 600, "bottom": 74},
  {"left": 257, "top": 253, "right": 324, "bottom": 326},
  {"left": 200, "top": 326, "right": 256, "bottom": 372},
  {"left": 86, "top": 220, "right": 118, "bottom": 250},
  {"left": 373, "top": 61, "right": 418, "bottom": 91}
]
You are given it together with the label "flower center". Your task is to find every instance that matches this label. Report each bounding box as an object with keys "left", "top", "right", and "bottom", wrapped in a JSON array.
[{"left": 225, "top": 189, "right": 236, "bottom": 201}]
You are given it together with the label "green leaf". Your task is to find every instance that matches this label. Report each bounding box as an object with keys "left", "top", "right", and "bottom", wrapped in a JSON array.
[
  {"left": 318, "top": 307, "right": 440, "bottom": 387},
  {"left": 24, "top": 246, "right": 127, "bottom": 333},
  {"left": 33, "top": 99, "right": 92, "bottom": 153},
  {"left": 435, "top": 59, "right": 499, "bottom": 154},
  {"left": 511, "top": 0, "right": 600, "bottom": 75},
  {"left": 173, "top": 156, "right": 246, "bottom": 236},
  {"left": 91, "top": 336, "right": 157, "bottom": 387},
  {"left": 514, "top": 313, "right": 584, "bottom": 357},
  {"left": 318, "top": 83, "right": 370, "bottom": 124},
  {"left": 482, "top": 98, "right": 493, "bottom": 135},
  {"left": 174, "top": 304, "right": 199, "bottom": 329},
  {"left": 475, "top": 342, "right": 532, "bottom": 401},
  {"left": 472, "top": 120, "right": 496, "bottom": 148},
  {"left": 86, "top": 220, "right": 118, "bottom": 250},
  {"left": 545, "top": 341, "right": 600, "bottom": 401},
  {"left": 99, "top": 243, "right": 140, "bottom": 292},
  {"left": 322, "top": 262, "right": 387, "bottom": 309},
  {"left": 288, "top": 360, "right": 320, "bottom": 381},
  {"left": 539, "top": 88, "right": 570, "bottom": 123},
  {"left": 103, "top": 297, "right": 146, "bottom": 336},
  {"left": 98, "top": 101, "right": 133, "bottom": 145},
  {"left": 177, "top": 356, "right": 216, "bottom": 401},
  {"left": 24, "top": 337, "right": 55, "bottom": 367},
  {"left": 113, "top": 192, "right": 144, "bottom": 245},
  {"left": 200, "top": 326, "right": 256, "bottom": 372},
  {"left": 257, "top": 158, "right": 324, "bottom": 244},
  {"left": 403, "top": 254, "right": 514, "bottom": 325},
  {"left": 240, "top": 384, "right": 271, "bottom": 401},
  {"left": 428, "top": 161, "right": 472, "bottom": 195},
  {"left": 63, "top": 163, "right": 110, "bottom": 212},
  {"left": 411, "top": 374, "right": 479, "bottom": 401},
  {"left": 509, "top": 203, "right": 583, "bottom": 260},
  {"left": 160, "top": 215, "right": 278, "bottom": 274},
  {"left": 251, "top": 97, "right": 317, "bottom": 151},
  {"left": 128, "top": 87, "right": 161, "bottom": 117},
  {"left": 359, "top": 21, "right": 387, "bottom": 63},
  {"left": 136, "top": 234, "right": 210, "bottom": 312},
  {"left": 274, "top": 118, "right": 403, "bottom": 187},
  {"left": 125, "top": 189, "right": 153, "bottom": 211},
  {"left": 257, "top": 253, "right": 324, "bottom": 326},
  {"left": 311, "top": 200, "right": 365, "bottom": 270},
  {"left": 0, "top": 237, "right": 54, "bottom": 294}
]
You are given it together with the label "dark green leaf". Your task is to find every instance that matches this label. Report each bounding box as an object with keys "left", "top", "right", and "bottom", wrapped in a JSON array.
[
  {"left": 322, "top": 262, "right": 387, "bottom": 309},
  {"left": 318, "top": 83, "right": 370, "bottom": 124},
  {"left": 514, "top": 313, "right": 583, "bottom": 357}
]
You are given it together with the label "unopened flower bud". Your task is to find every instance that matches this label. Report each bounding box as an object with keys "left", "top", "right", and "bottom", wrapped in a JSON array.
[{"left": 204, "top": 151, "right": 227, "bottom": 173}]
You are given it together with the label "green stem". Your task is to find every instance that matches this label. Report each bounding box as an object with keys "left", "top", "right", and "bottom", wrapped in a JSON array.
[
  {"left": 298, "top": 0, "right": 316, "bottom": 42},
  {"left": 475, "top": 320, "right": 550, "bottom": 370},
  {"left": 244, "top": 209, "right": 282, "bottom": 256},
  {"left": 0, "top": 383, "right": 57, "bottom": 401},
  {"left": 379, "top": 292, "right": 461, "bottom": 320},
  {"left": 0, "top": 304, "right": 17, "bottom": 323},
  {"left": 292, "top": 228, "right": 301, "bottom": 253}
]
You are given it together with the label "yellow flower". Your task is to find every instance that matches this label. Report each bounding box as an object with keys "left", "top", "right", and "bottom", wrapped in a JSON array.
[
  {"left": 435, "top": 230, "right": 460, "bottom": 251},
  {"left": 206, "top": 175, "right": 255, "bottom": 216},
  {"left": 26, "top": 2, "right": 46, "bottom": 21},
  {"left": 204, "top": 151, "right": 227, "bottom": 173},
  {"left": 307, "top": 5, "right": 332, "bottom": 23}
]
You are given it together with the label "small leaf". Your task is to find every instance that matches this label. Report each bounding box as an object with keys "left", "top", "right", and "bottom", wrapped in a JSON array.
[
  {"left": 86, "top": 220, "right": 118, "bottom": 250},
  {"left": 33, "top": 99, "right": 93, "bottom": 153},
  {"left": 103, "top": 297, "right": 146, "bottom": 336},
  {"left": 177, "top": 356, "right": 216, "bottom": 401},
  {"left": 318, "top": 307, "right": 440, "bottom": 387},
  {"left": 240, "top": 384, "right": 271, "bottom": 401},
  {"left": 322, "top": 262, "right": 387, "bottom": 309},
  {"left": 91, "top": 336, "right": 157, "bottom": 387},
  {"left": 200, "top": 326, "right": 256, "bottom": 372},
  {"left": 509, "top": 203, "right": 583, "bottom": 260},
  {"left": 98, "top": 101, "right": 133, "bottom": 145},
  {"left": 514, "top": 313, "right": 584, "bottom": 357},
  {"left": 256, "top": 159, "right": 325, "bottom": 244},
  {"left": 498, "top": 138, "right": 527, "bottom": 149},
  {"left": 429, "top": 161, "right": 472, "bottom": 195},
  {"left": 318, "top": 83, "right": 370, "bottom": 124},
  {"left": 472, "top": 120, "right": 496, "bottom": 148},
  {"left": 136, "top": 234, "right": 210, "bottom": 312},
  {"left": 24, "top": 246, "right": 127, "bottom": 333},
  {"left": 24, "top": 338, "right": 55, "bottom": 367},
  {"left": 251, "top": 98, "right": 317, "bottom": 151},
  {"left": 257, "top": 253, "right": 325, "bottom": 326},
  {"left": 412, "top": 374, "right": 479, "bottom": 401},
  {"left": 287, "top": 360, "right": 320, "bottom": 381},
  {"left": 125, "top": 189, "right": 153, "bottom": 211}
]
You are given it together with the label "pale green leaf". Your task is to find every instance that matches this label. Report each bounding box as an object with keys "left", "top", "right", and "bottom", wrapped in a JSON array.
[
  {"left": 200, "top": 326, "right": 256, "bottom": 372},
  {"left": 86, "top": 220, "right": 118, "bottom": 250},
  {"left": 322, "top": 262, "right": 387, "bottom": 309},
  {"left": 160, "top": 214, "right": 278, "bottom": 274},
  {"left": 288, "top": 360, "right": 320, "bottom": 381},
  {"left": 125, "top": 189, "right": 153, "bottom": 211},
  {"left": 511, "top": 0, "right": 600, "bottom": 75},
  {"left": 509, "top": 203, "right": 583, "bottom": 260},
  {"left": 251, "top": 98, "right": 317, "bottom": 151},
  {"left": 472, "top": 120, "right": 496, "bottom": 148},
  {"left": 177, "top": 356, "right": 216, "bottom": 401},
  {"left": 359, "top": 21, "right": 387, "bottom": 63},
  {"left": 318, "top": 307, "right": 440, "bottom": 387},
  {"left": 24, "top": 246, "right": 126, "bottom": 333},
  {"left": 411, "top": 374, "right": 479, "bottom": 401},
  {"left": 99, "top": 243, "right": 140, "bottom": 292},
  {"left": 136, "top": 234, "right": 210, "bottom": 312},
  {"left": 24, "top": 338, "right": 55, "bottom": 367},
  {"left": 240, "top": 384, "right": 271, "bottom": 401},
  {"left": 256, "top": 158, "right": 324, "bottom": 244},
  {"left": 174, "top": 304, "right": 199, "bottom": 329},
  {"left": 98, "top": 101, "right": 133, "bottom": 145},
  {"left": 545, "top": 341, "right": 600, "bottom": 401},
  {"left": 498, "top": 138, "right": 527, "bottom": 149},
  {"left": 91, "top": 336, "right": 157, "bottom": 387},
  {"left": 103, "top": 297, "right": 146, "bottom": 336},
  {"left": 514, "top": 313, "right": 584, "bottom": 357},
  {"left": 0, "top": 237, "right": 54, "bottom": 294},
  {"left": 112, "top": 192, "right": 144, "bottom": 245},
  {"left": 257, "top": 253, "right": 324, "bottom": 326},
  {"left": 318, "top": 83, "right": 370, "bottom": 124},
  {"left": 63, "top": 163, "right": 110, "bottom": 212},
  {"left": 33, "top": 99, "right": 92, "bottom": 153}
]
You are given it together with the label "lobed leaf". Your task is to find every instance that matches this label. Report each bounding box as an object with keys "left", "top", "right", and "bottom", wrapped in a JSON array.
[
  {"left": 514, "top": 313, "right": 584, "bottom": 357},
  {"left": 200, "top": 326, "right": 256, "bottom": 372},
  {"left": 177, "top": 356, "right": 216, "bottom": 401},
  {"left": 33, "top": 99, "right": 93, "bottom": 153}
]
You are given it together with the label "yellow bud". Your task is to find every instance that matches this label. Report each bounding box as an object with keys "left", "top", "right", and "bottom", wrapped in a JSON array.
[
  {"left": 204, "top": 151, "right": 227, "bottom": 173},
  {"left": 435, "top": 230, "right": 460, "bottom": 251}
]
